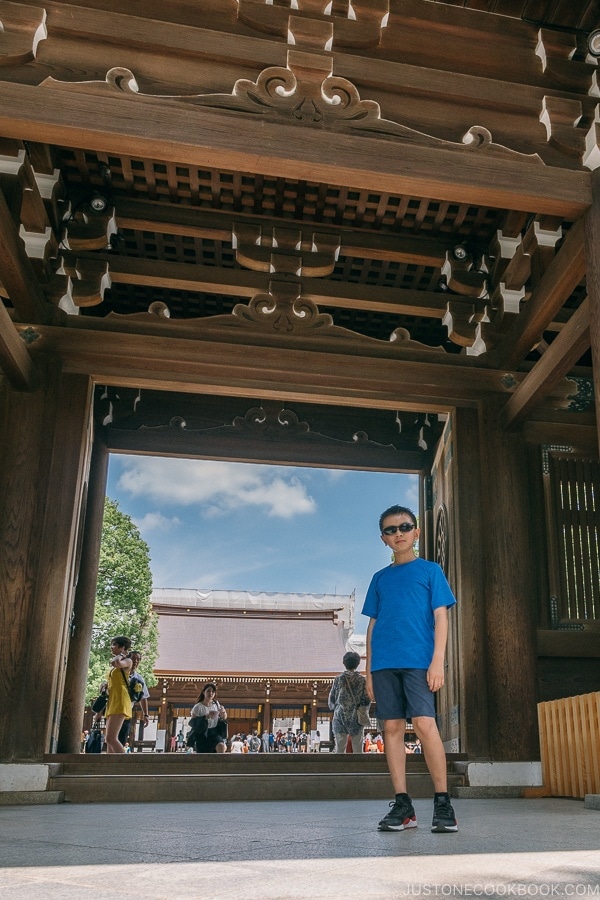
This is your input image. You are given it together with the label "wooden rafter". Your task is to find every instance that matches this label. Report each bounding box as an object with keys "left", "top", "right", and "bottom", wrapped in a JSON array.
[{"left": 501, "top": 297, "right": 591, "bottom": 430}]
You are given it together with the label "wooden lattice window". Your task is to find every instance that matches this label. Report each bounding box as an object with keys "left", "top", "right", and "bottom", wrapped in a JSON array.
[{"left": 544, "top": 450, "right": 600, "bottom": 624}]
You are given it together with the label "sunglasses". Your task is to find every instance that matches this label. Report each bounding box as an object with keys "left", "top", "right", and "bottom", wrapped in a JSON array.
[{"left": 381, "top": 523, "right": 417, "bottom": 535}]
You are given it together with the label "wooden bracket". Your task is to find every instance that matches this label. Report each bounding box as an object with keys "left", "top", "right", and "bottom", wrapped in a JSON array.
[
  {"left": 502, "top": 220, "right": 562, "bottom": 292},
  {"left": 536, "top": 29, "right": 597, "bottom": 94},
  {"left": 441, "top": 250, "right": 487, "bottom": 299},
  {"left": 233, "top": 223, "right": 339, "bottom": 277},
  {"left": 236, "top": 0, "right": 389, "bottom": 49},
  {"left": 58, "top": 256, "right": 111, "bottom": 308},
  {"left": 62, "top": 204, "right": 117, "bottom": 251},
  {"left": 583, "top": 104, "right": 600, "bottom": 170},
  {"left": 540, "top": 96, "right": 585, "bottom": 158}
]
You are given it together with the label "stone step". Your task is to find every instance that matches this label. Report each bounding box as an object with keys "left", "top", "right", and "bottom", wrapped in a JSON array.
[
  {"left": 0, "top": 791, "right": 64, "bottom": 806},
  {"left": 48, "top": 770, "right": 466, "bottom": 803},
  {"left": 46, "top": 754, "right": 467, "bottom": 802},
  {"left": 45, "top": 753, "right": 466, "bottom": 777}
]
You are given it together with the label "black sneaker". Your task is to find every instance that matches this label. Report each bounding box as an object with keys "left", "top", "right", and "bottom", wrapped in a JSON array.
[
  {"left": 378, "top": 797, "right": 417, "bottom": 831},
  {"left": 431, "top": 796, "right": 458, "bottom": 832}
]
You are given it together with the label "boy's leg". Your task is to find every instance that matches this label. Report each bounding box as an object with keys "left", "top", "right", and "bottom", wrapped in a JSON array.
[
  {"left": 382, "top": 718, "right": 408, "bottom": 792},
  {"left": 411, "top": 715, "right": 448, "bottom": 792},
  {"left": 412, "top": 714, "right": 458, "bottom": 833},
  {"left": 377, "top": 722, "right": 417, "bottom": 831}
]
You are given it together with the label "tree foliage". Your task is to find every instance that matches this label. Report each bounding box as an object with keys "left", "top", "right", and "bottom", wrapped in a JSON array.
[{"left": 86, "top": 498, "right": 158, "bottom": 701}]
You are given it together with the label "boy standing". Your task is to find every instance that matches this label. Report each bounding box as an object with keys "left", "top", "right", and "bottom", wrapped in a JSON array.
[{"left": 362, "top": 505, "right": 458, "bottom": 833}]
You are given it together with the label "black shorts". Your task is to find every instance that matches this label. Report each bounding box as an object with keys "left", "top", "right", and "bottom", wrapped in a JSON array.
[
  {"left": 195, "top": 729, "right": 227, "bottom": 753},
  {"left": 371, "top": 668, "right": 435, "bottom": 720}
]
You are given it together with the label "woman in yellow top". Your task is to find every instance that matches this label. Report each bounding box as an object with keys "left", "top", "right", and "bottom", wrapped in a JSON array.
[{"left": 105, "top": 635, "right": 133, "bottom": 753}]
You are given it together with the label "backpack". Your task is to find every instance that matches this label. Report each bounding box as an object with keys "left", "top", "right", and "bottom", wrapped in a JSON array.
[
  {"left": 85, "top": 727, "right": 103, "bottom": 753},
  {"left": 128, "top": 673, "right": 145, "bottom": 705},
  {"left": 186, "top": 715, "right": 208, "bottom": 747}
]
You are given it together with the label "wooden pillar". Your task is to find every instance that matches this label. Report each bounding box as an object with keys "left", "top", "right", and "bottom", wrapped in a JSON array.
[
  {"left": 451, "top": 408, "right": 490, "bottom": 758},
  {"left": 263, "top": 697, "right": 271, "bottom": 734},
  {"left": 57, "top": 438, "right": 109, "bottom": 753},
  {"left": 0, "top": 360, "right": 93, "bottom": 759},
  {"left": 310, "top": 699, "right": 318, "bottom": 731},
  {"left": 478, "top": 397, "right": 539, "bottom": 760},
  {"left": 584, "top": 172, "right": 600, "bottom": 452}
]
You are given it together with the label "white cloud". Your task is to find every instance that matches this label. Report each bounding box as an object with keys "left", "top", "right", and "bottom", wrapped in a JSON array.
[
  {"left": 405, "top": 474, "right": 419, "bottom": 506},
  {"left": 118, "top": 458, "right": 316, "bottom": 519},
  {"left": 134, "top": 511, "right": 181, "bottom": 532}
]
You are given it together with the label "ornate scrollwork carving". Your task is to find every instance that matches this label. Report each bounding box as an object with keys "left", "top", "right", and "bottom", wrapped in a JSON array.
[
  {"left": 231, "top": 281, "right": 333, "bottom": 334},
  {"left": 0, "top": 2, "right": 46, "bottom": 66},
  {"left": 232, "top": 404, "right": 310, "bottom": 438},
  {"left": 389, "top": 327, "right": 444, "bottom": 353},
  {"left": 42, "top": 58, "right": 543, "bottom": 164}
]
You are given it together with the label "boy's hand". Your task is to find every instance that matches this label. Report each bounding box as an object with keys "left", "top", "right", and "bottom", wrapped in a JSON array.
[
  {"left": 366, "top": 673, "right": 375, "bottom": 702},
  {"left": 427, "top": 661, "right": 445, "bottom": 693}
]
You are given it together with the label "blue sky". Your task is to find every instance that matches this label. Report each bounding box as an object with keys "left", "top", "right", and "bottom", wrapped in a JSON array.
[{"left": 106, "top": 455, "right": 419, "bottom": 634}]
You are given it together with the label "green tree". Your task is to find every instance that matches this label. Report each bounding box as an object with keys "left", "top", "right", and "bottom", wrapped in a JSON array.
[{"left": 86, "top": 497, "right": 158, "bottom": 701}]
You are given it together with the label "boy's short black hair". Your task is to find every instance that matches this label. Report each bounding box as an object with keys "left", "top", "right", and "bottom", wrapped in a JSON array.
[
  {"left": 343, "top": 651, "right": 361, "bottom": 670},
  {"left": 379, "top": 505, "right": 418, "bottom": 532}
]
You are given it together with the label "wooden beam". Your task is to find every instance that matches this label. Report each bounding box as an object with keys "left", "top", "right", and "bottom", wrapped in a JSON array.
[
  {"left": 523, "top": 420, "right": 598, "bottom": 454},
  {"left": 495, "top": 217, "right": 587, "bottom": 370},
  {"left": 0, "top": 188, "right": 54, "bottom": 325},
  {"left": 102, "top": 426, "right": 427, "bottom": 471},
  {"left": 501, "top": 297, "right": 591, "bottom": 430},
  {"left": 21, "top": 323, "right": 522, "bottom": 412},
  {"left": 114, "top": 198, "right": 454, "bottom": 267},
  {"left": 62, "top": 251, "right": 449, "bottom": 318},
  {"left": 0, "top": 83, "right": 590, "bottom": 217},
  {"left": 0, "top": 300, "right": 37, "bottom": 390}
]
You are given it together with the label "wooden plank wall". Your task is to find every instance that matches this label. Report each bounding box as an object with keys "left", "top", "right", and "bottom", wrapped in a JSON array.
[{"left": 538, "top": 691, "right": 600, "bottom": 798}]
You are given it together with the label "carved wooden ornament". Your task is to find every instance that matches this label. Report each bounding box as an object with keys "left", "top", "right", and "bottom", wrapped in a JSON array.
[
  {"left": 42, "top": 60, "right": 544, "bottom": 164},
  {"left": 0, "top": 1, "right": 46, "bottom": 66}
]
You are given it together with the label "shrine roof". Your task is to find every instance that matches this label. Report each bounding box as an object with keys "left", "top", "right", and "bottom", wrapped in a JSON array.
[{"left": 153, "top": 597, "right": 352, "bottom": 676}]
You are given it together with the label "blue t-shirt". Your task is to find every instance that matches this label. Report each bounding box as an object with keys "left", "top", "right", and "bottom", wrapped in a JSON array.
[{"left": 361, "top": 557, "right": 456, "bottom": 671}]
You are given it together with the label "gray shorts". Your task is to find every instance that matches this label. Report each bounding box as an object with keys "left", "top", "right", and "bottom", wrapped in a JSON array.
[{"left": 371, "top": 668, "right": 435, "bottom": 720}]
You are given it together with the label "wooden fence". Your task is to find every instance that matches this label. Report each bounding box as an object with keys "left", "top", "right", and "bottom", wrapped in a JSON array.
[{"left": 538, "top": 692, "right": 600, "bottom": 798}]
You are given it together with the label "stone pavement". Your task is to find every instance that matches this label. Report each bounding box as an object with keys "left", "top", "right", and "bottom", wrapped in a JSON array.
[{"left": 0, "top": 797, "right": 598, "bottom": 899}]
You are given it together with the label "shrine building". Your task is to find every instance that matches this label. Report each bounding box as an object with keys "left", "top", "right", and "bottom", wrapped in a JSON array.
[
  {"left": 143, "top": 588, "right": 360, "bottom": 743},
  {"left": 1, "top": 0, "right": 600, "bottom": 783}
]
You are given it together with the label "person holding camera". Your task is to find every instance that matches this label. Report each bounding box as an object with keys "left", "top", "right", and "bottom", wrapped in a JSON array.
[
  {"left": 104, "top": 635, "right": 133, "bottom": 753},
  {"left": 189, "top": 683, "right": 228, "bottom": 753}
]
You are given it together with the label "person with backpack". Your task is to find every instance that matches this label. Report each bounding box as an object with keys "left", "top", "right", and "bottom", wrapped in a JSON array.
[
  {"left": 104, "top": 636, "right": 133, "bottom": 753},
  {"left": 118, "top": 649, "right": 150, "bottom": 748}
]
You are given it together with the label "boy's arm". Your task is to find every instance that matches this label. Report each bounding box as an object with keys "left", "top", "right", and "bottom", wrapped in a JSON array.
[
  {"left": 428, "top": 606, "right": 449, "bottom": 693},
  {"left": 365, "top": 618, "right": 375, "bottom": 701}
]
